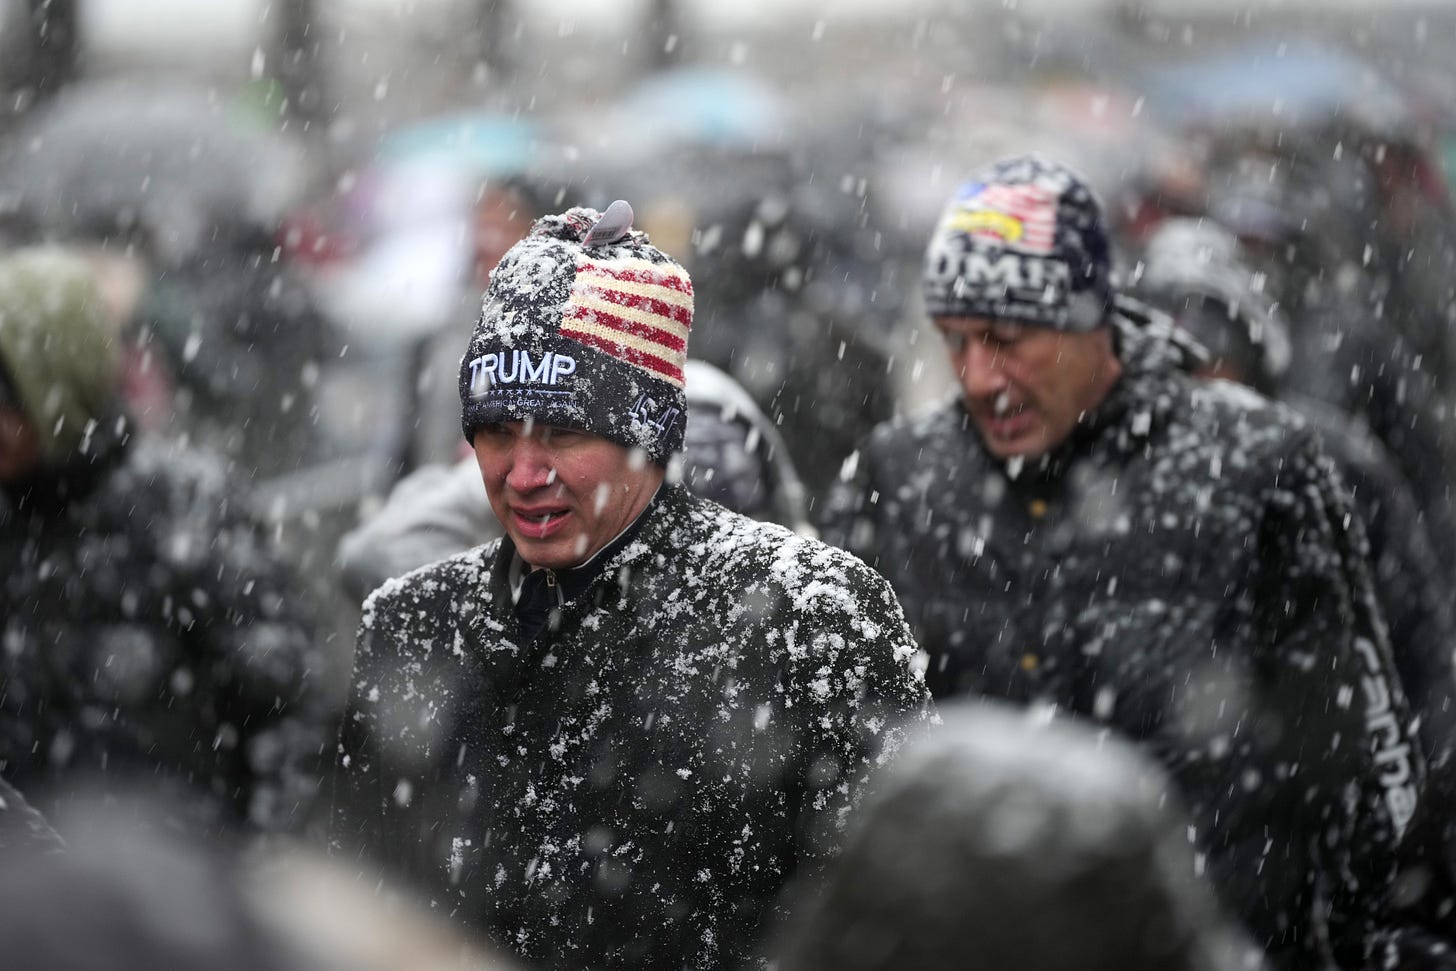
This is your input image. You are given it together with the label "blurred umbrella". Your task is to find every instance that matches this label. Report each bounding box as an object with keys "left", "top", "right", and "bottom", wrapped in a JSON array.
[
  {"left": 304, "top": 113, "right": 544, "bottom": 346},
  {"left": 376, "top": 111, "right": 540, "bottom": 174},
  {"left": 1140, "top": 39, "right": 1413, "bottom": 136},
  {"left": 0, "top": 78, "right": 310, "bottom": 264},
  {"left": 572, "top": 67, "right": 789, "bottom": 166}
]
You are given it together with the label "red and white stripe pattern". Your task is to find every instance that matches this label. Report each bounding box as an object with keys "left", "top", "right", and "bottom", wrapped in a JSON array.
[
  {"left": 961, "top": 182, "right": 1058, "bottom": 254},
  {"left": 560, "top": 254, "right": 694, "bottom": 387}
]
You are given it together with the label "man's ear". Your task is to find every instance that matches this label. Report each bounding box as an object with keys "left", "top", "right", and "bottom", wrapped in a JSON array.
[{"left": 0, "top": 406, "right": 41, "bottom": 481}]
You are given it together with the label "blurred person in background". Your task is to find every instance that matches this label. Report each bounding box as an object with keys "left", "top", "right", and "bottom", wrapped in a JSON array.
[
  {"left": 0, "top": 787, "right": 520, "bottom": 971},
  {"left": 0, "top": 76, "right": 336, "bottom": 484},
  {"left": 0, "top": 246, "right": 333, "bottom": 839},
  {"left": 330, "top": 202, "right": 931, "bottom": 970},
  {"left": 336, "top": 357, "right": 812, "bottom": 604},
  {"left": 1135, "top": 215, "right": 1456, "bottom": 918},
  {"left": 639, "top": 147, "right": 901, "bottom": 505},
  {"left": 130, "top": 219, "right": 340, "bottom": 480},
  {"left": 824, "top": 154, "right": 1456, "bottom": 969},
  {"left": 1314, "top": 113, "right": 1456, "bottom": 393},
  {"left": 244, "top": 837, "right": 524, "bottom": 971},
  {"left": 772, "top": 702, "right": 1263, "bottom": 971},
  {"left": 1203, "top": 133, "right": 1456, "bottom": 576},
  {"left": 407, "top": 173, "right": 571, "bottom": 472},
  {"left": 1135, "top": 217, "right": 1456, "bottom": 773},
  {"left": 0, "top": 796, "right": 304, "bottom": 971}
]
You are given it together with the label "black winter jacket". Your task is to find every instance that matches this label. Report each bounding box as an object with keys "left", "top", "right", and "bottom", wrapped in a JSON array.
[
  {"left": 330, "top": 484, "right": 932, "bottom": 970},
  {"left": 1295, "top": 397, "right": 1456, "bottom": 807},
  {"left": 824, "top": 307, "right": 1453, "bottom": 970},
  {"left": 0, "top": 431, "right": 331, "bottom": 835}
]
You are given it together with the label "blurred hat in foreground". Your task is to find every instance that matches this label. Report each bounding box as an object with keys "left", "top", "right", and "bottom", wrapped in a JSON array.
[{"left": 774, "top": 702, "right": 1262, "bottom": 971}]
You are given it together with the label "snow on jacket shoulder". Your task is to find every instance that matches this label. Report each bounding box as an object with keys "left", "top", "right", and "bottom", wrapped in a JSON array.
[
  {"left": 823, "top": 310, "right": 1453, "bottom": 971},
  {"left": 331, "top": 484, "right": 932, "bottom": 971}
]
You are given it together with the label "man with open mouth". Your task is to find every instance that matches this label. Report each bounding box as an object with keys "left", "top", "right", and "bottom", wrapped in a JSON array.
[
  {"left": 330, "top": 200, "right": 932, "bottom": 971},
  {"left": 824, "top": 153, "right": 1456, "bottom": 969}
]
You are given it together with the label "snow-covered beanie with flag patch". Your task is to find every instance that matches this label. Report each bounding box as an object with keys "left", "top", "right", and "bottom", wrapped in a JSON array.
[
  {"left": 922, "top": 154, "right": 1113, "bottom": 332},
  {"left": 459, "top": 201, "right": 694, "bottom": 466}
]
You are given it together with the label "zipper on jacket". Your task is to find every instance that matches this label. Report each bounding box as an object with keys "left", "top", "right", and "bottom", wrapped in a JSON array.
[{"left": 545, "top": 568, "right": 564, "bottom": 606}]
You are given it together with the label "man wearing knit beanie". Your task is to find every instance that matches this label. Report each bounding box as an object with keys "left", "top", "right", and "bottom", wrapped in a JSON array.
[
  {"left": 332, "top": 202, "right": 931, "bottom": 970},
  {"left": 825, "top": 154, "right": 1456, "bottom": 968},
  {"left": 457, "top": 201, "right": 692, "bottom": 571}
]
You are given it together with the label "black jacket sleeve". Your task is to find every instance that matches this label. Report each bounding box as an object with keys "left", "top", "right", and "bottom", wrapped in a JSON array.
[{"left": 1254, "top": 437, "right": 1455, "bottom": 969}]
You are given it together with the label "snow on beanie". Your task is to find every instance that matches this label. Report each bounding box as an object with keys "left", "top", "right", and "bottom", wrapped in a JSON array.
[
  {"left": 459, "top": 200, "right": 694, "bottom": 466},
  {"left": 922, "top": 154, "right": 1113, "bottom": 331}
]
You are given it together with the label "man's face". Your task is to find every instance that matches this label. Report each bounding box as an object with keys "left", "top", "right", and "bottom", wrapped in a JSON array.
[
  {"left": 0, "top": 407, "right": 41, "bottom": 482},
  {"left": 472, "top": 187, "right": 537, "bottom": 287},
  {"left": 935, "top": 315, "right": 1122, "bottom": 460},
  {"left": 473, "top": 421, "right": 664, "bottom": 570}
]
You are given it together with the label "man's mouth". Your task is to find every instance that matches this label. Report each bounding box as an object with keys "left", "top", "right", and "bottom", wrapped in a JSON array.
[
  {"left": 982, "top": 410, "right": 1033, "bottom": 441},
  {"left": 978, "top": 395, "right": 1033, "bottom": 441},
  {"left": 512, "top": 506, "right": 570, "bottom": 539}
]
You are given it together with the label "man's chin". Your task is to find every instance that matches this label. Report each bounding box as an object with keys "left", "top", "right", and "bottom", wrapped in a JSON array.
[
  {"left": 984, "top": 441, "right": 1041, "bottom": 462},
  {"left": 513, "top": 534, "right": 594, "bottom": 571},
  {"left": 973, "top": 422, "right": 1045, "bottom": 461}
]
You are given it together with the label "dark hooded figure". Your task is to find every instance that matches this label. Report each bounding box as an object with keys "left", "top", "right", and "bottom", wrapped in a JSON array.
[
  {"left": 772, "top": 702, "right": 1264, "bottom": 971},
  {"left": 329, "top": 203, "right": 933, "bottom": 970},
  {"left": 0, "top": 246, "right": 331, "bottom": 836},
  {"left": 132, "top": 223, "right": 337, "bottom": 480},
  {"left": 823, "top": 155, "right": 1456, "bottom": 970},
  {"left": 1204, "top": 141, "right": 1456, "bottom": 576},
  {"left": 1136, "top": 217, "right": 1456, "bottom": 782},
  {"left": 675, "top": 151, "right": 901, "bottom": 505},
  {"left": 1135, "top": 216, "right": 1456, "bottom": 932}
]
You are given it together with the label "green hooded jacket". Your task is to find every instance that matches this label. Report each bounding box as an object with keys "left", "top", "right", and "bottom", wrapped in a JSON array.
[{"left": 0, "top": 247, "right": 117, "bottom": 464}]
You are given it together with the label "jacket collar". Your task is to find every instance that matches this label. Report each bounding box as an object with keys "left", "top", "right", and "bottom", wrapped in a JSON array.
[
  {"left": 485, "top": 482, "right": 694, "bottom": 620},
  {"left": 1, "top": 409, "right": 131, "bottom": 519}
]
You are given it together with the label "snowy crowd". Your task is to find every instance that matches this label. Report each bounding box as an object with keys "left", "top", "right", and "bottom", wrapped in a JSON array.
[{"left": 5, "top": 67, "right": 1456, "bottom": 971}]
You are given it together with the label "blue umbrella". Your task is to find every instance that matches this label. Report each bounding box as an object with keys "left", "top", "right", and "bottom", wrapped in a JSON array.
[
  {"left": 375, "top": 112, "right": 541, "bottom": 175},
  {"left": 604, "top": 67, "right": 789, "bottom": 155},
  {"left": 1140, "top": 39, "right": 1411, "bottom": 133}
]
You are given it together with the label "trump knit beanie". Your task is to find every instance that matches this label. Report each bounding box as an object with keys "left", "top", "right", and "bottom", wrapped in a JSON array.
[
  {"left": 922, "top": 154, "right": 1113, "bottom": 331},
  {"left": 459, "top": 200, "right": 694, "bottom": 466}
]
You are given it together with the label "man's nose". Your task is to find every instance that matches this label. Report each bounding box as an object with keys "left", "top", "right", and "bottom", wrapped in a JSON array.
[
  {"left": 505, "top": 437, "right": 556, "bottom": 493},
  {"left": 956, "top": 339, "right": 1009, "bottom": 398}
]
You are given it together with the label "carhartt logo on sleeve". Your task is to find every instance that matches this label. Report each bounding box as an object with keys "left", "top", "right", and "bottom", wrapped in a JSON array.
[
  {"left": 468, "top": 350, "right": 577, "bottom": 395},
  {"left": 1354, "top": 635, "right": 1418, "bottom": 838}
]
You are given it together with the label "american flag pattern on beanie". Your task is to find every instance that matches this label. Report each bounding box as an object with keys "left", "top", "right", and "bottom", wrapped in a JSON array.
[
  {"left": 946, "top": 182, "right": 1058, "bottom": 255},
  {"left": 561, "top": 253, "right": 694, "bottom": 388}
]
